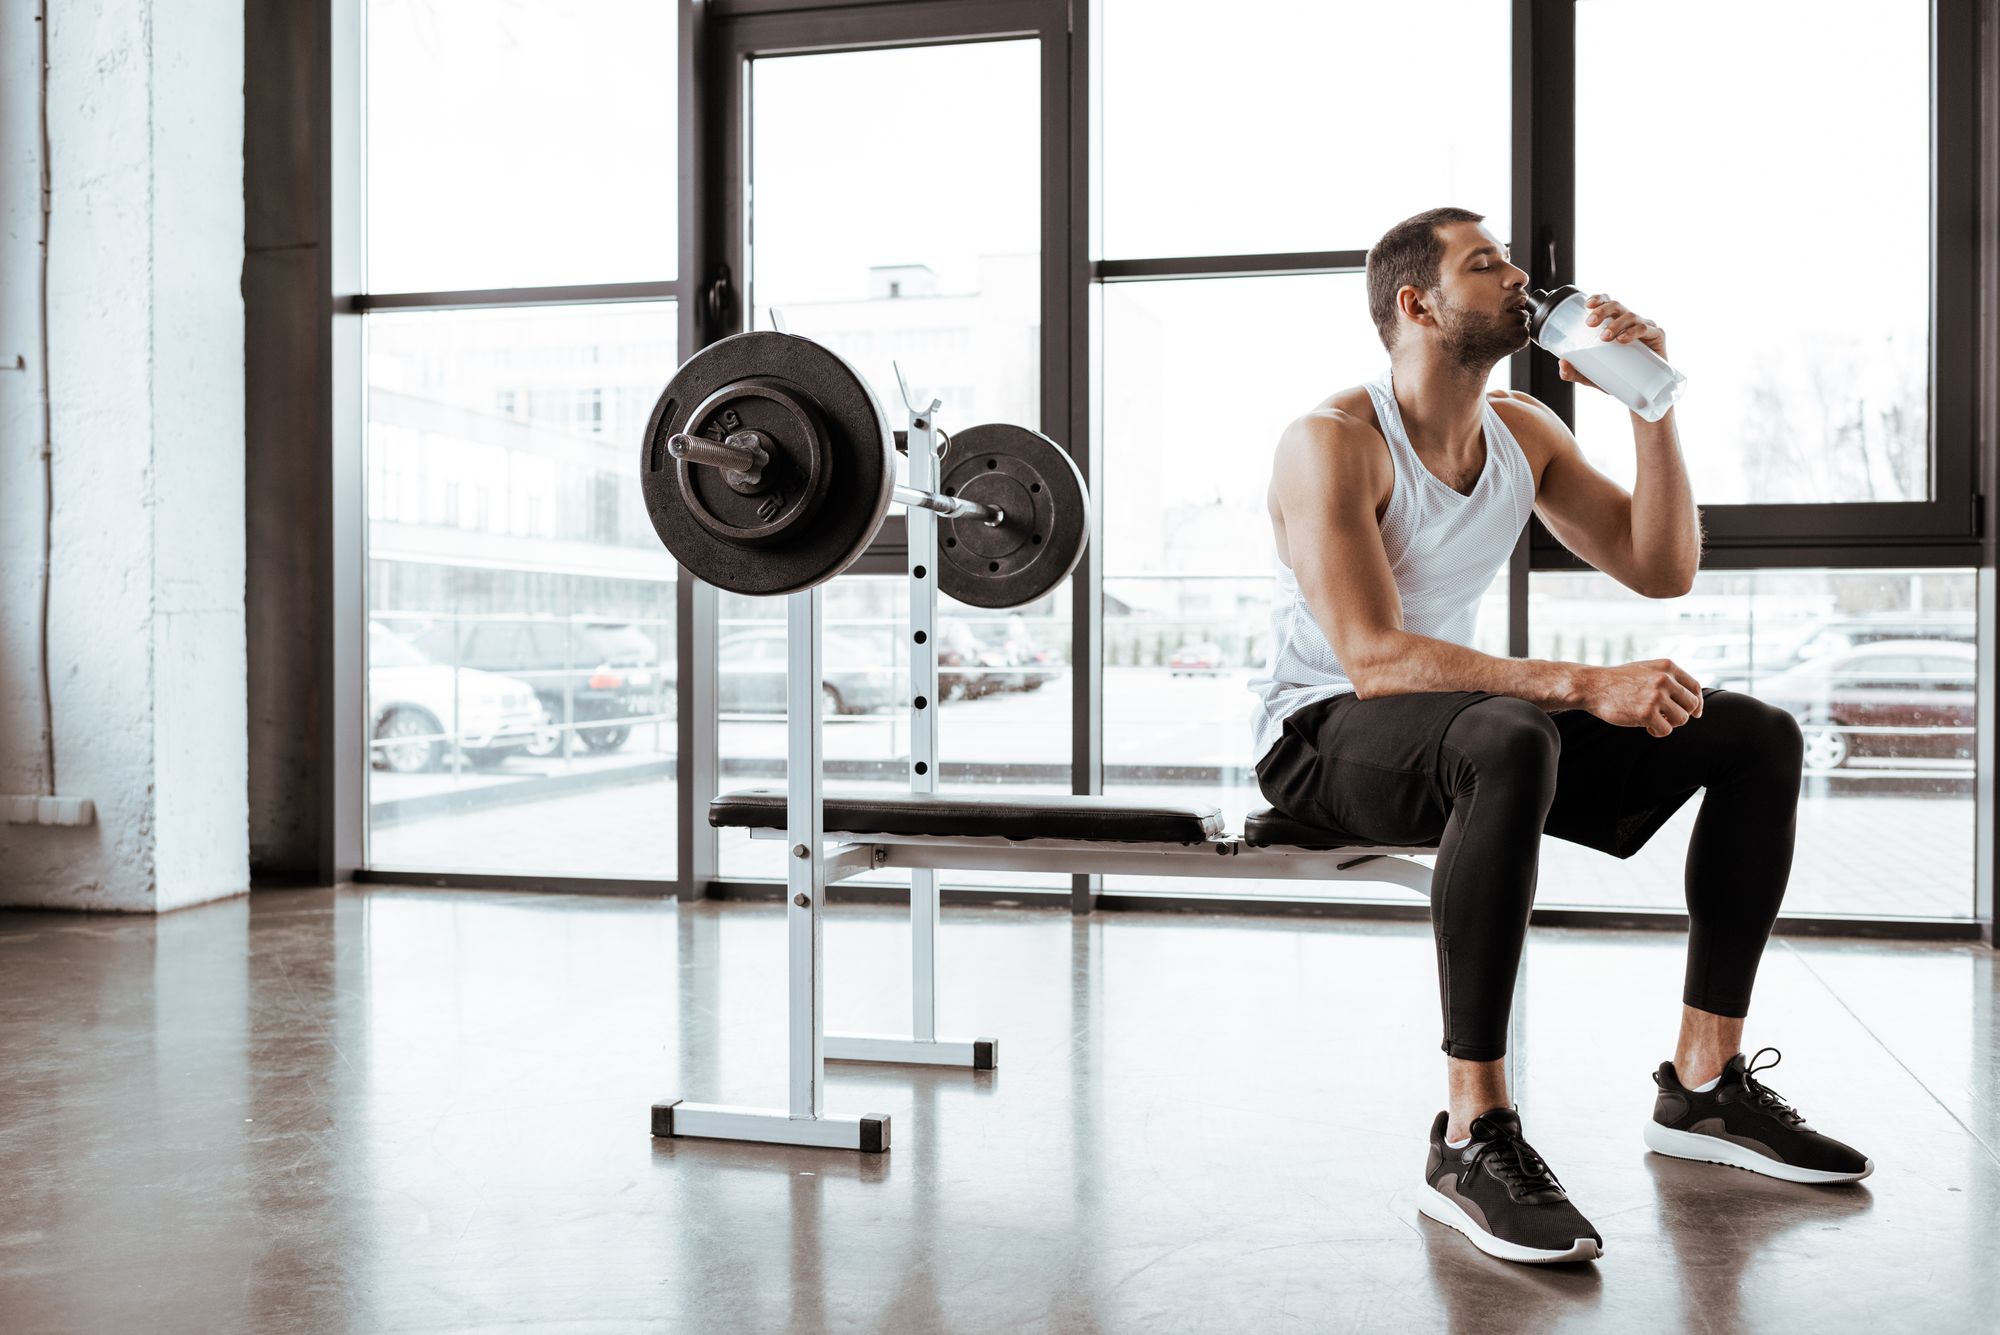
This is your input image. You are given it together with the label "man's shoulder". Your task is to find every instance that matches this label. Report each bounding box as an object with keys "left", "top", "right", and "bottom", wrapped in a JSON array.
[
  {"left": 1485, "top": 389, "right": 1571, "bottom": 467},
  {"left": 1284, "top": 384, "right": 1383, "bottom": 447},
  {"left": 1276, "top": 390, "right": 1393, "bottom": 510},
  {"left": 1486, "top": 387, "right": 1562, "bottom": 430}
]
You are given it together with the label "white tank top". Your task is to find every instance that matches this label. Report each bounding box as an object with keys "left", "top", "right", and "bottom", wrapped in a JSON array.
[{"left": 1248, "top": 367, "right": 1537, "bottom": 766}]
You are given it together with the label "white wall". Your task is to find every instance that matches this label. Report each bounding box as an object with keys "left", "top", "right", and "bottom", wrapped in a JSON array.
[{"left": 0, "top": 0, "right": 247, "bottom": 912}]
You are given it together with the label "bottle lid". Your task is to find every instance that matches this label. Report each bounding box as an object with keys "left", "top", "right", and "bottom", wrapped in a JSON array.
[{"left": 1524, "top": 284, "right": 1582, "bottom": 342}]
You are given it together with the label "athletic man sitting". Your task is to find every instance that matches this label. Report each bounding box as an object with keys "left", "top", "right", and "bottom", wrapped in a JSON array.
[{"left": 1249, "top": 205, "right": 1873, "bottom": 1266}]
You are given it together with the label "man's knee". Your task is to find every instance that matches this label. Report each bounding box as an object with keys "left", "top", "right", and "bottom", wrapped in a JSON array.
[
  {"left": 1707, "top": 689, "right": 1805, "bottom": 774},
  {"left": 1445, "top": 696, "right": 1561, "bottom": 781}
]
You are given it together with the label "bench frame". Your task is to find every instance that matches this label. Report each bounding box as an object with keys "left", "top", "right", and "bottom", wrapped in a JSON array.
[{"left": 654, "top": 383, "right": 1444, "bottom": 1154}]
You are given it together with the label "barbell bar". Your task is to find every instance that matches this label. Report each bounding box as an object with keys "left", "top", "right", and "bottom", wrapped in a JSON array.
[
  {"left": 668, "top": 428, "right": 1008, "bottom": 528},
  {"left": 641, "top": 331, "right": 1087, "bottom": 608}
]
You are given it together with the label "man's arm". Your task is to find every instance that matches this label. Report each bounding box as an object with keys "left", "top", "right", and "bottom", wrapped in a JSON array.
[
  {"left": 1277, "top": 413, "right": 1593, "bottom": 710},
  {"left": 1493, "top": 392, "right": 1701, "bottom": 599}
]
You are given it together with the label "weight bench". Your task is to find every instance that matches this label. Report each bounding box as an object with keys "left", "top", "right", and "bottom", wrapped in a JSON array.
[
  {"left": 644, "top": 338, "right": 1448, "bottom": 1154},
  {"left": 652, "top": 788, "right": 1444, "bottom": 1151},
  {"left": 711, "top": 788, "right": 1439, "bottom": 896}
]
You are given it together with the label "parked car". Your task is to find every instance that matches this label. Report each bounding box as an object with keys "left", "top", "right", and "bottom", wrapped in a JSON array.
[
  {"left": 1714, "top": 616, "right": 1976, "bottom": 688},
  {"left": 368, "top": 622, "right": 547, "bottom": 773},
  {"left": 718, "top": 626, "right": 900, "bottom": 715},
  {"left": 412, "top": 618, "right": 662, "bottom": 756},
  {"left": 1168, "top": 641, "right": 1225, "bottom": 676},
  {"left": 954, "top": 617, "right": 1060, "bottom": 693},
  {"left": 1741, "top": 639, "right": 1976, "bottom": 770},
  {"left": 936, "top": 620, "right": 1013, "bottom": 700}
]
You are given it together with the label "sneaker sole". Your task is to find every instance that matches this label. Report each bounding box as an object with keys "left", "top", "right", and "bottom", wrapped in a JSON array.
[
  {"left": 1417, "top": 1183, "right": 1602, "bottom": 1264},
  {"left": 1643, "top": 1121, "right": 1874, "bottom": 1184}
]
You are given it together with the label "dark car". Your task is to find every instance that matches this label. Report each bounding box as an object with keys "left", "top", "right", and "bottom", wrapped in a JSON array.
[
  {"left": 413, "top": 619, "right": 663, "bottom": 755},
  {"left": 1745, "top": 639, "right": 1975, "bottom": 770},
  {"left": 719, "top": 627, "right": 900, "bottom": 715}
]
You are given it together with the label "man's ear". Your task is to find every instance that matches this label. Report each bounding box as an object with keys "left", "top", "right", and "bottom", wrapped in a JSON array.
[{"left": 1397, "top": 284, "right": 1433, "bottom": 330}]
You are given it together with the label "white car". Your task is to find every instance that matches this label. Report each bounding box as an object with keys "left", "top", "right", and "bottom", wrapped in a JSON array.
[{"left": 369, "top": 622, "right": 548, "bottom": 773}]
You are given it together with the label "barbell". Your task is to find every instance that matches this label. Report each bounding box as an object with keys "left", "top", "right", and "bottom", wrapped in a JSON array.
[{"left": 639, "top": 331, "right": 1089, "bottom": 609}]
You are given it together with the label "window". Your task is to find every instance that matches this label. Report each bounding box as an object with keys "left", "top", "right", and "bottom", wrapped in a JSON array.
[
  {"left": 1101, "top": 0, "right": 1511, "bottom": 259},
  {"left": 364, "top": 303, "right": 680, "bottom": 877},
  {"left": 1530, "top": 567, "right": 1975, "bottom": 920},
  {"left": 364, "top": 0, "right": 676, "bottom": 291},
  {"left": 1572, "top": 1, "right": 1930, "bottom": 505},
  {"left": 748, "top": 40, "right": 1042, "bottom": 436}
]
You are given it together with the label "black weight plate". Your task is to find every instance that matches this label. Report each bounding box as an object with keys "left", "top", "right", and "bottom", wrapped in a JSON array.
[
  {"left": 677, "top": 378, "right": 832, "bottom": 547},
  {"left": 936, "top": 424, "right": 1090, "bottom": 610},
  {"left": 640, "top": 332, "right": 893, "bottom": 596}
]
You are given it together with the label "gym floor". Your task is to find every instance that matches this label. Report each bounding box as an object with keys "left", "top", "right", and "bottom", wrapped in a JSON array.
[{"left": 2, "top": 888, "right": 1994, "bottom": 1334}]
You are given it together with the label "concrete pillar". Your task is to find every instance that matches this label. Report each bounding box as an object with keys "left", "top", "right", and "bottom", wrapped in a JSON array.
[{"left": 0, "top": 0, "right": 247, "bottom": 912}]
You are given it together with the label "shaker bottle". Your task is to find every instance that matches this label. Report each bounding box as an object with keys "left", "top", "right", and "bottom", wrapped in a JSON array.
[{"left": 1525, "top": 285, "right": 1686, "bottom": 422}]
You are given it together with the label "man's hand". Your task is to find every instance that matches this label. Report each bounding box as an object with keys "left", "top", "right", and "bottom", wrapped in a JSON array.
[
  {"left": 1557, "top": 294, "right": 1668, "bottom": 393},
  {"left": 1580, "top": 659, "right": 1704, "bottom": 736}
]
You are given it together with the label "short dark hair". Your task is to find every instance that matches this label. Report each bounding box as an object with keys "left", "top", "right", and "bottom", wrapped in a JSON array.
[{"left": 1365, "top": 206, "right": 1486, "bottom": 352}]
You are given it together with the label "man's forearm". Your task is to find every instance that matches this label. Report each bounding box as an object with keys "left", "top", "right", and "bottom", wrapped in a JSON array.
[
  {"left": 1352, "top": 630, "right": 1591, "bottom": 711},
  {"left": 1631, "top": 408, "right": 1701, "bottom": 594}
]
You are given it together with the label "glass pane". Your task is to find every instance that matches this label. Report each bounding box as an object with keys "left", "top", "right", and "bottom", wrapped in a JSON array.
[
  {"left": 1531, "top": 568, "right": 1974, "bottom": 919},
  {"left": 716, "top": 577, "right": 1073, "bottom": 894},
  {"left": 365, "top": 1, "right": 675, "bottom": 292},
  {"left": 749, "top": 41, "right": 1041, "bottom": 433},
  {"left": 1102, "top": 1, "right": 1510, "bottom": 258},
  {"left": 1099, "top": 275, "right": 1509, "bottom": 900},
  {"left": 364, "top": 303, "right": 681, "bottom": 877},
  {"left": 1573, "top": 1, "right": 1929, "bottom": 503}
]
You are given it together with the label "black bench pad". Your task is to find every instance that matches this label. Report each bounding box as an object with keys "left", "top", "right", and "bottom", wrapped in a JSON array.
[
  {"left": 1241, "top": 806, "right": 1440, "bottom": 852},
  {"left": 711, "top": 789, "right": 1225, "bottom": 845}
]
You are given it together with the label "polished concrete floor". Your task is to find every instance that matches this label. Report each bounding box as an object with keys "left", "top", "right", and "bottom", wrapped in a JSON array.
[{"left": 1, "top": 888, "right": 1995, "bottom": 1334}]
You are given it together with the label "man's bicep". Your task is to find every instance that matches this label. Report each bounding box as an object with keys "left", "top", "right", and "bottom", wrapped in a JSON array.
[{"left": 1278, "top": 443, "right": 1402, "bottom": 676}]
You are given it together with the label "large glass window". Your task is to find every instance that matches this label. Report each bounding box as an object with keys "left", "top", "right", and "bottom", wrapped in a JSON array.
[
  {"left": 365, "top": 303, "right": 681, "bottom": 877},
  {"left": 1573, "top": 1, "right": 1930, "bottom": 504},
  {"left": 748, "top": 41, "right": 1041, "bottom": 433},
  {"left": 1100, "top": 0, "right": 1511, "bottom": 259},
  {"left": 1531, "top": 567, "right": 1975, "bottom": 919},
  {"left": 365, "top": 0, "right": 676, "bottom": 292}
]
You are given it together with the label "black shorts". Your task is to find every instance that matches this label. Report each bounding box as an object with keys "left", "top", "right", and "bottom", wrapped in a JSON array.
[{"left": 1255, "top": 688, "right": 1712, "bottom": 859}]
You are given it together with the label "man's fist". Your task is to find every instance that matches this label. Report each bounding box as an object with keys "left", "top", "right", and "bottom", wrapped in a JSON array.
[{"left": 1581, "top": 658, "right": 1704, "bottom": 736}]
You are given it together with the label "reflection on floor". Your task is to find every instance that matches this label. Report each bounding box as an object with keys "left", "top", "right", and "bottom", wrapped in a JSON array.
[{"left": 7, "top": 888, "right": 1988, "bottom": 1332}]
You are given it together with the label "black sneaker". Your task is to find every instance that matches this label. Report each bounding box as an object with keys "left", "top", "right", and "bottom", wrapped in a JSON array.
[
  {"left": 1419, "top": 1106, "right": 1603, "bottom": 1264},
  {"left": 1645, "top": 1047, "right": 1873, "bottom": 1184}
]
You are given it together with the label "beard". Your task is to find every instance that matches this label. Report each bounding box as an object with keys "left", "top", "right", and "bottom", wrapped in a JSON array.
[{"left": 1435, "top": 296, "right": 1530, "bottom": 371}]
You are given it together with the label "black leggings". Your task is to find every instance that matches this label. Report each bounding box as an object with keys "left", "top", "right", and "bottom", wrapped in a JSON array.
[{"left": 1256, "top": 688, "right": 1806, "bottom": 1061}]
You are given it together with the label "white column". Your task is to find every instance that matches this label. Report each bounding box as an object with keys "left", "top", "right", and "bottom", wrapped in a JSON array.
[{"left": 0, "top": 0, "right": 247, "bottom": 911}]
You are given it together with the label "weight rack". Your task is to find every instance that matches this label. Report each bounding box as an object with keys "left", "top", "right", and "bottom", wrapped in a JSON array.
[{"left": 653, "top": 371, "right": 993, "bottom": 1152}]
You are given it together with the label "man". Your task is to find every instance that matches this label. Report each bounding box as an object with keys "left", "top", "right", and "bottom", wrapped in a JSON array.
[{"left": 1248, "top": 206, "right": 1872, "bottom": 1266}]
